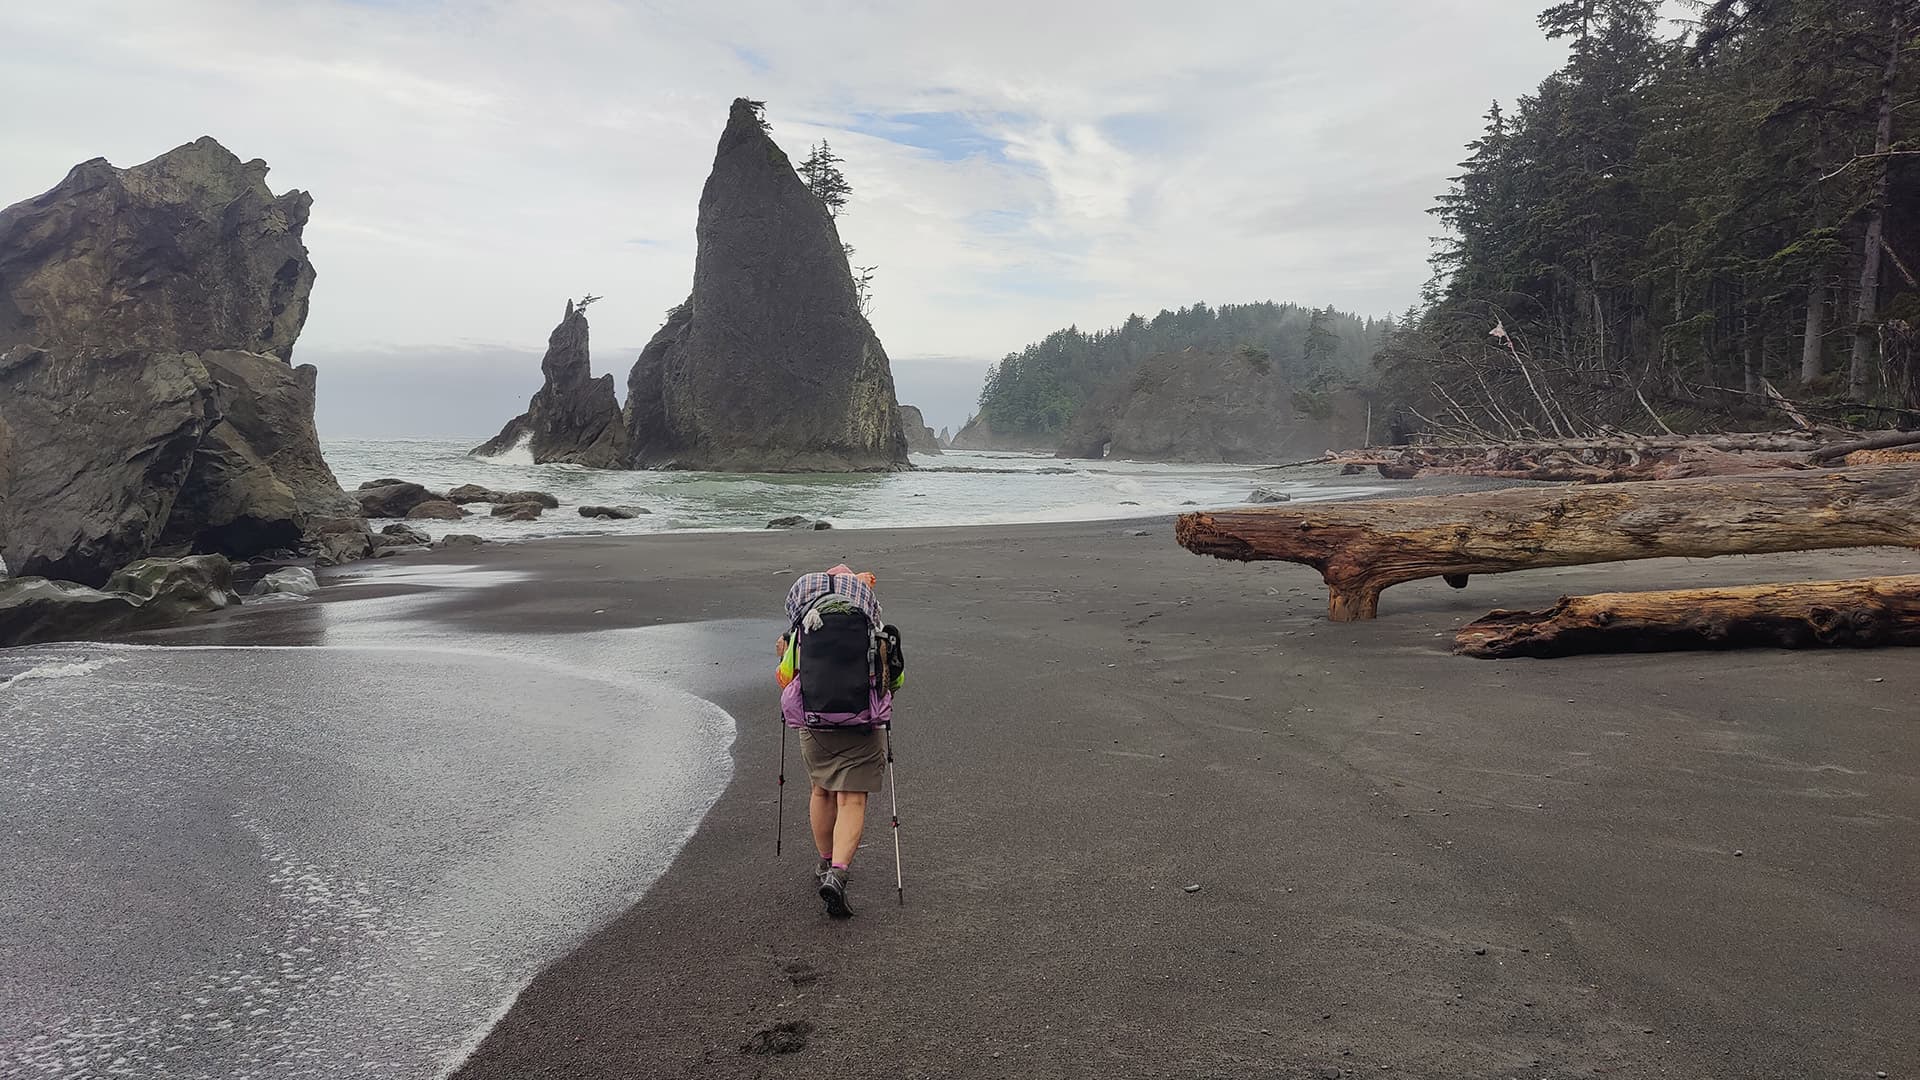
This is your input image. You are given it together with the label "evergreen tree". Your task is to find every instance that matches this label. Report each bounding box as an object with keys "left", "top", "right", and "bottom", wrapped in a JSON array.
[{"left": 799, "top": 141, "right": 852, "bottom": 217}]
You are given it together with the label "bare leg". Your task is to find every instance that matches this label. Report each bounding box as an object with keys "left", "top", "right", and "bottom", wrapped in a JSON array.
[
  {"left": 831, "top": 791, "right": 868, "bottom": 866},
  {"left": 809, "top": 786, "right": 836, "bottom": 859}
]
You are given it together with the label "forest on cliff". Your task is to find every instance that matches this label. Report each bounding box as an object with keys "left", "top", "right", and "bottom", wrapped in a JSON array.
[
  {"left": 973, "top": 301, "right": 1388, "bottom": 442},
  {"left": 1384, "top": 0, "right": 1919, "bottom": 438}
]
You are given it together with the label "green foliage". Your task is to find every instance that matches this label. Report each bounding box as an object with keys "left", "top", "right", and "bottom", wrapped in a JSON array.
[
  {"left": 1422, "top": 0, "right": 1917, "bottom": 403},
  {"left": 799, "top": 141, "right": 852, "bottom": 217},
  {"left": 976, "top": 301, "right": 1389, "bottom": 438}
]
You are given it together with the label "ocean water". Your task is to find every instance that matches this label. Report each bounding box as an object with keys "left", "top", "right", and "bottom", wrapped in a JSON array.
[
  {"left": 327, "top": 437, "right": 1389, "bottom": 542},
  {"left": 0, "top": 567, "right": 751, "bottom": 1080}
]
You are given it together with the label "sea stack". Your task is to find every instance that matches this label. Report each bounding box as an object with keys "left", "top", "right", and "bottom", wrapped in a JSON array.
[
  {"left": 899, "top": 405, "right": 942, "bottom": 454},
  {"left": 624, "top": 99, "right": 909, "bottom": 472},
  {"left": 473, "top": 300, "right": 628, "bottom": 467},
  {"left": 0, "top": 138, "right": 364, "bottom": 585}
]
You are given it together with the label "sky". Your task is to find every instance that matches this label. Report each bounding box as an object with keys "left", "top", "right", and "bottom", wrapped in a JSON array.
[{"left": 2, "top": 1, "right": 1581, "bottom": 438}]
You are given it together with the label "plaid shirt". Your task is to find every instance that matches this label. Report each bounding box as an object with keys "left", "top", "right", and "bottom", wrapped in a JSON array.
[{"left": 784, "top": 571, "right": 882, "bottom": 627}]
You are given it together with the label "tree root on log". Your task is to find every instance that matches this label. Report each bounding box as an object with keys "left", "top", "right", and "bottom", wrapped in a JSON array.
[
  {"left": 1455, "top": 575, "right": 1920, "bottom": 658},
  {"left": 1175, "top": 465, "right": 1920, "bottom": 621}
]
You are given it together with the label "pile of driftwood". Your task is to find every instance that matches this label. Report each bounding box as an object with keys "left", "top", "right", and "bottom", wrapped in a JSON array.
[
  {"left": 1178, "top": 455, "right": 1920, "bottom": 659},
  {"left": 1315, "top": 429, "right": 1920, "bottom": 483}
]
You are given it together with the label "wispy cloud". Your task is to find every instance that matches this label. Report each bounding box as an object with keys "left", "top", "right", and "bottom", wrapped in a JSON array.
[{"left": 0, "top": 0, "right": 1571, "bottom": 434}]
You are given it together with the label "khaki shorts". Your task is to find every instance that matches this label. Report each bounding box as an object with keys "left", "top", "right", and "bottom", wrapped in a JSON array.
[{"left": 799, "top": 726, "right": 886, "bottom": 793}]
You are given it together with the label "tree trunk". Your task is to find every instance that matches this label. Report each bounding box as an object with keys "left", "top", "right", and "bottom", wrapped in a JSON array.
[
  {"left": 1802, "top": 279, "right": 1827, "bottom": 385},
  {"left": 1175, "top": 466, "right": 1920, "bottom": 621},
  {"left": 1455, "top": 575, "right": 1920, "bottom": 658},
  {"left": 1849, "top": 12, "right": 1902, "bottom": 399}
]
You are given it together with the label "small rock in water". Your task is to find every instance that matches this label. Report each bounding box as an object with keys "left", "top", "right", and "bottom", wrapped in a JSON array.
[
  {"left": 1247, "top": 487, "right": 1291, "bottom": 503},
  {"left": 435, "top": 534, "right": 488, "bottom": 549},
  {"left": 766, "top": 515, "right": 831, "bottom": 530},
  {"left": 1182, "top": 884, "right": 1202, "bottom": 894},
  {"left": 406, "top": 500, "right": 467, "bottom": 521},
  {"left": 491, "top": 502, "right": 545, "bottom": 521},
  {"left": 579, "top": 505, "right": 650, "bottom": 519}
]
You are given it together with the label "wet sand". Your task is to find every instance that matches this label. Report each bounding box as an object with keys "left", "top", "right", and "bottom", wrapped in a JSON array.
[{"left": 157, "top": 521, "right": 1920, "bottom": 1078}]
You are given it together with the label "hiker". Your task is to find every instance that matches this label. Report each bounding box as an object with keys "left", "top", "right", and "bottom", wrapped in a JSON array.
[{"left": 777, "top": 564, "right": 905, "bottom": 918}]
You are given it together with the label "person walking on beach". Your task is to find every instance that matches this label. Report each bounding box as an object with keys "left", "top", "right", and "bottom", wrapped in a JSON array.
[{"left": 777, "top": 565, "right": 904, "bottom": 918}]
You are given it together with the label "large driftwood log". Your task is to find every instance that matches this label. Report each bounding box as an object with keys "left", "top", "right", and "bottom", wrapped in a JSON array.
[
  {"left": 1176, "top": 466, "right": 1920, "bottom": 621},
  {"left": 1455, "top": 575, "right": 1920, "bottom": 658}
]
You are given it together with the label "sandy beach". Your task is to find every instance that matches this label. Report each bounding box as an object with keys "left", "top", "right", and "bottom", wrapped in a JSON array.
[{"left": 129, "top": 519, "right": 1917, "bottom": 1079}]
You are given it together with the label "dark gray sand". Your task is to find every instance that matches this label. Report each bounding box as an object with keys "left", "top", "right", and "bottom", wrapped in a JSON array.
[{"left": 162, "top": 522, "right": 1919, "bottom": 1078}]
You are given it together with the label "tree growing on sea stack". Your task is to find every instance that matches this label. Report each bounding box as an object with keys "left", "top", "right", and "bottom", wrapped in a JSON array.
[
  {"left": 623, "top": 99, "right": 909, "bottom": 472},
  {"left": 473, "top": 299, "right": 628, "bottom": 468}
]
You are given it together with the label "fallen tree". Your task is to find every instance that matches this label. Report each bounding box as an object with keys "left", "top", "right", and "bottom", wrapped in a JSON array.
[
  {"left": 1455, "top": 575, "right": 1920, "bottom": 658},
  {"left": 1315, "top": 429, "right": 1917, "bottom": 484},
  {"left": 1176, "top": 465, "right": 1920, "bottom": 621}
]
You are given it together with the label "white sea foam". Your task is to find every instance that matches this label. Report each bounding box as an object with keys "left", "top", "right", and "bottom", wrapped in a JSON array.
[{"left": 0, "top": 656, "right": 124, "bottom": 688}]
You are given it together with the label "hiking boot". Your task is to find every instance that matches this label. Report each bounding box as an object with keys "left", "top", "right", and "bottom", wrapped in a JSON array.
[
  {"left": 815, "top": 856, "right": 832, "bottom": 882},
  {"left": 818, "top": 866, "right": 853, "bottom": 918}
]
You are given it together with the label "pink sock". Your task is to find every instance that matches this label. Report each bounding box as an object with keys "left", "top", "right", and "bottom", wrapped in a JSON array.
[{"left": 831, "top": 861, "right": 849, "bottom": 870}]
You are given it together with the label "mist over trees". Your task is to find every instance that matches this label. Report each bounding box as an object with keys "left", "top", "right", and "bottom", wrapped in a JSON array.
[
  {"left": 976, "top": 301, "right": 1389, "bottom": 440},
  {"left": 1389, "top": 0, "right": 1919, "bottom": 437}
]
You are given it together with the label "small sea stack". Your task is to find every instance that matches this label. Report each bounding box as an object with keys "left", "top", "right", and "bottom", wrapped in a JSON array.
[
  {"left": 473, "top": 299, "right": 628, "bottom": 468},
  {"left": 899, "top": 405, "right": 942, "bottom": 454}
]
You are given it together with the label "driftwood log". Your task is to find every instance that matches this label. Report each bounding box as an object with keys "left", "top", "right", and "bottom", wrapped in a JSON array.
[
  {"left": 1176, "top": 466, "right": 1920, "bottom": 621},
  {"left": 1455, "top": 575, "right": 1920, "bottom": 658},
  {"left": 1320, "top": 429, "right": 1917, "bottom": 484}
]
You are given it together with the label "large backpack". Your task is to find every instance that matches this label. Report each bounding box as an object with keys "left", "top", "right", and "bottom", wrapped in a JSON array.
[{"left": 779, "top": 577, "right": 904, "bottom": 730}]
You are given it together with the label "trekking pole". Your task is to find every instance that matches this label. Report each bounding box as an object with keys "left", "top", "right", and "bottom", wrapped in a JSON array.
[
  {"left": 775, "top": 720, "right": 787, "bottom": 857},
  {"left": 885, "top": 721, "right": 903, "bottom": 906}
]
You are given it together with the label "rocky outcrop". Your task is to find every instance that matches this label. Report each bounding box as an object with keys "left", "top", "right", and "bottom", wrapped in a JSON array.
[
  {"left": 473, "top": 301, "right": 628, "bottom": 467},
  {"left": 0, "top": 139, "right": 364, "bottom": 585},
  {"left": 0, "top": 345, "right": 361, "bottom": 585},
  {"left": 1053, "top": 348, "right": 1367, "bottom": 464},
  {"left": 951, "top": 412, "right": 1054, "bottom": 452},
  {"left": 899, "top": 405, "right": 942, "bottom": 454},
  {"left": 0, "top": 137, "right": 314, "bottom": 360},
  {"left": 937, "top": 426, "right": 953, "bottom": 449},
  {"left": 623, "top": 99, "right": 908, "bottom": 472}
]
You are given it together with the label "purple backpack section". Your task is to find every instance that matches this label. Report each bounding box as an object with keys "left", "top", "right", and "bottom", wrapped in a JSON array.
[{"left": 780, "top": 677, "right": 893, "bottom": 730}]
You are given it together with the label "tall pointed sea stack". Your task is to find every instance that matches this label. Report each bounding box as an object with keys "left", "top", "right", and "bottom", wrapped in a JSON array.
[
  {"left": 624, "top": 99, "right": 908, "bottom": 472},
  {"left": 473, "top": 300, "right": 627, "bottom": 467}
]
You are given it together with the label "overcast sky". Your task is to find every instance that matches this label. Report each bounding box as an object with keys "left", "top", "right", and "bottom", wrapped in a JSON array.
[{"left": 3, "top": 1, "right": 1578, "bottom": 438}]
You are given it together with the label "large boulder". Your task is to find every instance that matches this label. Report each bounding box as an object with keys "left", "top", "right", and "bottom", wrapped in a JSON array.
[
  {"left": 473, "top": 301, "right": 628, "bottom": 467},
  {"left": 250, "top": 566, "right": 318, "bottom": 597},
  {"left": 0, "top": 140, "right": 364, "bottom": 584},
  {"left": 0, "top": 554, "right": 239, "bottom": 647},
  {"left": 1053, "top": 348, "right": 1368, "bottom": 463},
  {"left": 103, "top": 554, "right": 239, "bottom": 620},
  {"left": 0, "top": 578, "right": 145, "bottom": 647},
  {"left": 623, "top": 99, "right": 909, "bottom": 473},
  {"left": 899, "top": 405, "right": 942, "bottom": 455},
  {"left": 405, "top": 500, "right": 466, "bottom": 521},
  {"left": 0, "top": 136, "right": 314, "bottom": 361},
  {"left": 355, "top": 482, "right": 441, "bottom": 519}
]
